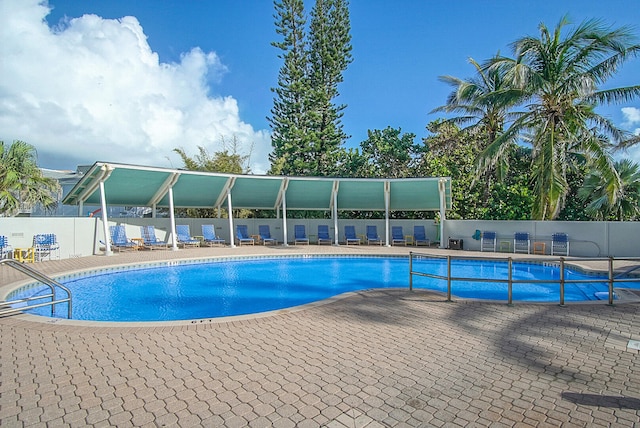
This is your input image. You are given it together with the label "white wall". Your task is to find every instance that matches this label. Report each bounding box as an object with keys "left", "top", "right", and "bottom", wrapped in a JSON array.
[
  {"left": 1, "top": 217, "right": 638, "bottom": 259},
  {"left": 0, "top": 217, "right": 98, "bottom": 259},
  {"left": 443, "top": 220, "right": 640, "bottom": 257}
]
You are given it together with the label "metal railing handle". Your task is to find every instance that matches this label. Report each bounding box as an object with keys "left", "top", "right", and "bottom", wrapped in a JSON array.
[{"left": 0, "top": 259, "right": 72, "bottom": 318}]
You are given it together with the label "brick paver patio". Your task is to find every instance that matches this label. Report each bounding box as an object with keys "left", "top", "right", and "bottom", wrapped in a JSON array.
[{"left": 1, "top": 246, "right": 638, "bottom": 427}]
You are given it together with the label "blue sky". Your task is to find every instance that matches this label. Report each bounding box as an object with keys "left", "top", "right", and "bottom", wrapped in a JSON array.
[{"left": 1, "top": 0, "right": 639, "bottom": 172}]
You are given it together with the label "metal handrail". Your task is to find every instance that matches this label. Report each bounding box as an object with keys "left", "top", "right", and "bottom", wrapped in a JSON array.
[
  {"left": 409, "top": 252, "right": 640, "bottom": 306},
  {"left": 0, "top": 259, "right": 72, "bottom": 318}
]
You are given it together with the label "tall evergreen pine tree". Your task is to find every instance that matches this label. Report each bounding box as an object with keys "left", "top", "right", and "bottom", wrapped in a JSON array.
[
  {"left": 269, "top": 0, "right": 308, "bottom": 175},
  {"left": 269, "top": 0, "right": 352, "bottom": 176},
  {"left": 308, "top": 0, "right": 353, "bottom": 175}
]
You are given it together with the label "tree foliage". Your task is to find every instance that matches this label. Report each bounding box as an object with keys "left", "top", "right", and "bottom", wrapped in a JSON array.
[
  {"left": 359, "top": 127, "right": 421, "bottom": 178},
  {"left": 174, "top": 136, "right": 250, "bottom": 174},
  {"left": 269, "top": 0, "right": 352, "bottom": 176},
  {"left": 173, "top": 137, "right": 251, "bottom": 218},
  {"left": 578, "top": 159, "right": 640, "bottom": 220},
  {"left": 0, "top": 140, "right": 59, "bottom": 216},
  {"left": 269, "top": 0, "right": 309, "bottom": 175},
  {"left": 479, "top": 17, "right": 640, "bottom": 219}
]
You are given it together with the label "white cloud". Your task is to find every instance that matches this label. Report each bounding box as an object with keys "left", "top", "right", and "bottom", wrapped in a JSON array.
[
  {"left": 616, "top": 107, "right": 640, "bottom": 165},
  {"left": 0, "top": 0, "right": 271, "bottom": 173},
  {"left": 622, "top": 107, "right": 640, "bottom": 124}
]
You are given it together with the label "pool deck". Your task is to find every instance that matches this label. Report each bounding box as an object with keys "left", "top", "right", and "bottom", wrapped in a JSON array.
[{"left": 1, "top": 245, "right": 639, "bottom": 427}]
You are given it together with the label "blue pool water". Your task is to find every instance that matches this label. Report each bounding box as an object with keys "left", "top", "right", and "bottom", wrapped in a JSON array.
[{"left": 10, "top": 256, "right": 633, "bottom": 322}]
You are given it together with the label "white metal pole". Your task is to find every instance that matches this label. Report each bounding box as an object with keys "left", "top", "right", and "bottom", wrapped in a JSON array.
[
  {"left": 384, "top": 181, "right": 390, "bottom": 247},
  {"left": 227, "top": 191, "right": 236, "bottom": 248},
  {"left": 168, "top": 187, "right": 178, "bottom": 251},
  {"left": 99, "top": 180, "right": 112, "bottom": 256},
  {"left": 282, "top": 192, "right": 288, "bottom": 246},
  {"left": 333, "top": 188, "right": 339, "bottom": 245},
  {"left": 438, "top": 179, "right": 447, "bottom": 249}
]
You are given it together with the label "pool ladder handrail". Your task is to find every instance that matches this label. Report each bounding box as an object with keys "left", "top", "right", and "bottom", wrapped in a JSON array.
[{"left": 0, "top": 259, "right": 72, "bottom": 318}]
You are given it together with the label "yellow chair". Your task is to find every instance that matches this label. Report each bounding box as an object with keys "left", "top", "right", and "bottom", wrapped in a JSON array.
[{"left": 15, "top": 247, "right": 35, "bottom": 263}]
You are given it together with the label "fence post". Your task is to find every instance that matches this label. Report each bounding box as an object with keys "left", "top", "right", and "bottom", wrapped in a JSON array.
[
  {"left": 507, "top": 257, "right": 513, "bottom": 306},
  {"left": 608, "top": 257, "right": 615, "bottom": 306},
  {"left": 409, "top": 252, "right": 413, "bottom": 291},
  {"left": 559, "top": 257, "right": 565, "bottom": 307},
  {"left": 446, "top": 255, "right": 452, "bottom": 302}
]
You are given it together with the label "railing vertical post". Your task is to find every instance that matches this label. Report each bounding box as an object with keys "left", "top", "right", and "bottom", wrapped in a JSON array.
[
  {"left": 608, "top": 257, "right": 615, "bottom": 306},
  {"left": 409, "top": 252, "right": 413, "bottom": 291},
  {"left": 446, "top": 255, "right": 452, "bottom": 302},
  {"left": 559, "top": 257, "right": 565, "bottom": 307},
  {"left": 507, "top": 257, "right": 513, "bottom": 306}
]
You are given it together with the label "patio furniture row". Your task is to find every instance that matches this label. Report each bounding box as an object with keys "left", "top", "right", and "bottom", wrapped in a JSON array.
[
  {"left": 478, "top": 231, "right": 569, "bottom": 256},
  {"left": 0, "top": 234, "right": 60, "bottom": 262},
  {"left": 108, "top": 224, "right": 435, "bottom": 249}
]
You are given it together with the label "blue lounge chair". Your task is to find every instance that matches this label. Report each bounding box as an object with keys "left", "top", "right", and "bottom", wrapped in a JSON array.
[
  {"left": 391, "top": 226, "right": 407, "bottom": 246},
  {"left": 294, "top": 225, "right": 309, "bottom": 245},
  {"left": 176, "top": 225, "right": 200, "bottom": 248},
  {"left": 551, "top": 233, "right": 569, "bottom": 256},
  {"left": 514, "top": 232, "right": 530, "bottom": 254},
  {"left": 140, "top": 225, "right": 168, "bottom": 250},
  {"left": 236, "top": 225, "right": 254, "bottom": 245},
  {"left": 201, "top": 225, "right": 225, "bottom": 246},
  {"left": 413, "top": 226, "right": 430, "bottom": 246},
  {"left": 317, "top": 225, "right": 332, "bottom": 245},
  {"left": 0, "top": 235, "right": 13, "bottom": 259},
  {"left": 344, "top": 225, "right": 360, "bottom": 245},
  {"left": 33, "top": 233, "right": 60, "bottom": 261},
  {"left": 258, "top": 225, "right": 277, "bottom": 245},
  {"left": 366, "top": 225, "right": 383, "bottom": 245},
  {"left": 109, "top": 225, "right": 138, "bottom": 252},
  {"left": 481, "top": 231, "right": 497, "bottom": 252}
]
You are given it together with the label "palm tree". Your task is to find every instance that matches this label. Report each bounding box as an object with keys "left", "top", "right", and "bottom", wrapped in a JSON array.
[
  {"left": 433, "top": 56, "right": 518, "bottom": 154},
  {"left": 479, "top": 17, "right": 640, "bottom": 219},
  {"left": 0, "top": 140, "right": 59, "bottom": 216},
  {"left": 432, "top": 56, "right": 521, "bottom": 204},
  {"left": 578, "top": 158, "right": 640, "bottom": 220}
]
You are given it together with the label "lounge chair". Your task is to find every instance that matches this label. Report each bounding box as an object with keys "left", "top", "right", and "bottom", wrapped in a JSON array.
[
  {"left": 366, "top": 225, "right": 383, "bottom": 245},
  {"left": 109, "top": 225, "right": 138, "bottom": 252},
  {"left": 551, "top": 233, "right": 569, "bottom": 256},
  {"left": 317, "top": 225, "right": 332, "bottom": 245},
  {"left": 344, "top": 225, "right": 360, "bottom": 245},
  {"left": 201, "top": 225, "right": 225, "bottom": 246},
  {"left": 176, "top": 225, "right": 200, "bottom": 248},
  {"left": 481, "top": 231, "right": 497, "bottom": 252},
  {"left": 140, "top": 225, "right": 168, "bottom": 250},
  {"left": 258, "top": 225, "right": 277, "bottom": 245},
  {"left": 391, "top": 226, "right": 407, "bottom": 246},
  {"left": 33, "top": 233, "right": 60, "bottom": 261},
  {"left": 413, "top": 226, "right": 430, "bottom": 246},
  {"left": 514, "top": 232, "right": 530, "bottom": 254},
  {"left": 236, "top": 225, "right": 254, "bottom": 245},
  {"left": 0, "top": 235, "right": 13, "bottom": 259},
  {"left": 294, "top": 225, "right": 309, "bottom": 245}
]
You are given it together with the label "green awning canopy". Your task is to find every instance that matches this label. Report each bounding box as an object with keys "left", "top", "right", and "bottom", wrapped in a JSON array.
[{"left": 63, "top": 162, "right": 452, "bottom": 212}]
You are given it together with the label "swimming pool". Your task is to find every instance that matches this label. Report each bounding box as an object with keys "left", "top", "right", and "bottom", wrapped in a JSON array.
[{"left": 9, "top": 256, "right": 633, "bottom": 322}]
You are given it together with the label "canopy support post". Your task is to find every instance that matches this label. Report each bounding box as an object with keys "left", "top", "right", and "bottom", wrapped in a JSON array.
[
  {"left": 99, "top": 180, "right": 112, "bottom": 256},
  {"left": 282, "top": 192, "right": 288, "bottom": 246},
  {"left": 384, "top": 181, "right": 391, "bottom": 247},
  {"left": 332, "top": 181, "right": 339, "bottom": 245},
  {"left": 227, "top": 191, "right": 235, "bottom": 248},
  {"left": 168, "top": 187, "right": 178, "bottom": 251},
  {"left": 438, "top": 178, "right": 447, "bottom": 249}
]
